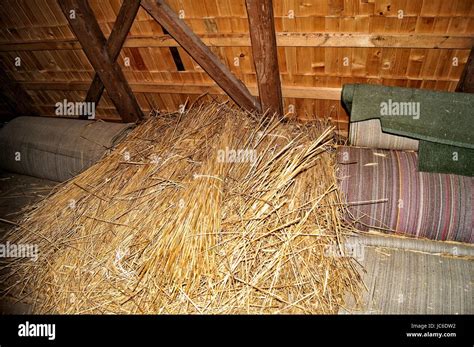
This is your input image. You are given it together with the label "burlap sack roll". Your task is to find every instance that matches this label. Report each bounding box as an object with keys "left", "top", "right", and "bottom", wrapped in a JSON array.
[{"left": 0, "top": 117, "right": 134, "bottom": 182}]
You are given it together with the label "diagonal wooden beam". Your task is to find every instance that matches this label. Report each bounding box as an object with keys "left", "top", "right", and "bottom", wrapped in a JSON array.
[
  {"left": 0, "top": 65, "right": 40, "bottom": 117},
  {"left": 245, "top": 0, "right": 283, "bottom": 116},
  {"left": 85, "top": 0, "right": 141, "bottom": 109},
  {"left": 140, "top": 0, "right": 261, "bottom": 113},
  {"left": 456, "top": 47, "right": 474, "bottom": 93},
  {"left": 58, "top": 0, "right": 143, "bottom": 122}
]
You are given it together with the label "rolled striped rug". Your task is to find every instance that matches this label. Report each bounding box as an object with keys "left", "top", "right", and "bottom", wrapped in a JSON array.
[{"left": 338, "top": 146, "right": 473, "bottom": 243}]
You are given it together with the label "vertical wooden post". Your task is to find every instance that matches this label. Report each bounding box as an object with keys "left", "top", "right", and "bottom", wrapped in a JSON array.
[{"left": 245, "top": 0, "right": 283, "bottom": 116}]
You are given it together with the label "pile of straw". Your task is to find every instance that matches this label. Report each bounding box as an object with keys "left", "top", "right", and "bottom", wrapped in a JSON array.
[{"left": 2, "top": 102, "right": 362, "bottom": 313}]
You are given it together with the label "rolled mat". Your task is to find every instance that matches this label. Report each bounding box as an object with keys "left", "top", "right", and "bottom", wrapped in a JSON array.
[
  {"left": 342, "top": 84, "right": 474, "bottom": 177},
  {"left": 346, "top": 233, "right": 474, "bottom": 258},
  {"left": 338, "top": 146, "right": 473, "bottom": 243},
  {"left": 0, "top": 116, "right": 134, "bottom": 182},
  {"left": 349, "top": 119, "right": 419, "bottom": 151}
]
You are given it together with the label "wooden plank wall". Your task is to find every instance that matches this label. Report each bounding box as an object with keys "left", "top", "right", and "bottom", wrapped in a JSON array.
[{"left": 0, "top": 0, "right": 473, "bottom": 134}]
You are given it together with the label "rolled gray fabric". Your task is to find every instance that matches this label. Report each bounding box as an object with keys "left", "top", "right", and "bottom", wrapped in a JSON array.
[{"left": 0, "top": 117, "right": 133, "bottom": 182}]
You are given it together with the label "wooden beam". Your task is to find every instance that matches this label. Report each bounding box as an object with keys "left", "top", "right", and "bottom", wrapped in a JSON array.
[
  {"left": 273, "top": 33, "right": 474, "bottom": 49},
  {"left": 140, "top": 0, "right": 260, "bottom": 112},
  {"left": 0, "top": 40, "right": 82, "bottom": 51},
  {"left": 246, "top": 0, "right": 283, "bottom": 116},
  {"left": 85, "top": 0, "right": 141, "bottom": 109},
  {"left": 20, "top": 81, "right": 343, "bottom": 100},
  {"left": 456, "top": 48, "right": 474, "bottom": 93},
  {"left": 1, "top": 34, "right": 473, "bottom": 51},
  {"left": 0, "top": 66, "right": 40, "bottom": 116},
  {"left": 14, "top": 70, "right": 463, "bottom": 83},
  {"left": 58, "top": 0, "right": 143, "bottom": 122}
]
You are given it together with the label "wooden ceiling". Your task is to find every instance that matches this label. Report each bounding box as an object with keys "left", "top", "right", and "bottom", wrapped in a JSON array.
[{"left": 0, "top": 0, "right": 473, "bottom": 134}]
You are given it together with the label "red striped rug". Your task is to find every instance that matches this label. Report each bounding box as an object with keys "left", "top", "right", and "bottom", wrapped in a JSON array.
[{"left": 338, "top": 147, "right": 473, "bottom": 243}]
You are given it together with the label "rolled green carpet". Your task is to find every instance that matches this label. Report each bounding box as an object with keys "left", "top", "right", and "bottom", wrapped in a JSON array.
[{"left": 342, "top": 84, "right": 474, "bottom": 177}]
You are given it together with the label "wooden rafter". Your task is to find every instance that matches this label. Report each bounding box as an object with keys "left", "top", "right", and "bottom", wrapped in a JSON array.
[
  {"left": 140, "top": 0, "right": 261, "bottom": 113},
  {"left": 2, "top": 34, "right": 473, "bottom": 51},
  {"left": 456, "top": 48, "right": 474, "bottom": 93},
  {"left": 246, "top": 0, "right": 283, "bottom": 116},
  {"left": 20, "top": 81, "right": 343, "bottom": 100},
  {"left": 58, "top": 0, "right": 143, "bottom": 122},
  {"left": 85, "top": 0, "right": 141, "bottom": 111},
  {"left": 0, "top": 65, "right": 39, "bottom": 117}
]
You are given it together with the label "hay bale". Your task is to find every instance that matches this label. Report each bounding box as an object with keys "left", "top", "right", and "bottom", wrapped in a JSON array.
[{"left": 1, "top": 102, "right": 362, "bottom": 314}]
